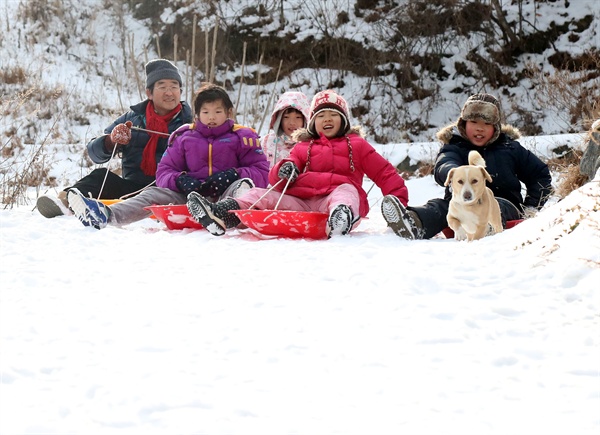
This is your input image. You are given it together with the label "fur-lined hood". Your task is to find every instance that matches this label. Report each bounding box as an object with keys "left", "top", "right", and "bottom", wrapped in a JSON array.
[
  {"left": 291, "top": 125, "right": 365, "bottom": 142},
  {"left": 435, "top": 123, "right": 521, "bottom": 145}
]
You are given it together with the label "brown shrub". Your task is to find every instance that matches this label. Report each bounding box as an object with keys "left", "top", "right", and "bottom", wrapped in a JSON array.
[
  {"left": 0, "top": 66, "right": 27, "bottom": 85},
  {"left": 547, "top": 149, "right": 588, "bottom": 199}
]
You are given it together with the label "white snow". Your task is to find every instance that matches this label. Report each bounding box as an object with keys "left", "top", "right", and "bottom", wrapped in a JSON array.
[
  {"left": 1, "top": 0, "right": 599, "bottom": 433},
  {"left": 1, "top": 169, "right": 599, "bottom": 435}
]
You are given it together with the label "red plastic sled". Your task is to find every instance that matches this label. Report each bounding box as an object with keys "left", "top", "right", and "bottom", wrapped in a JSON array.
[
  {"left": 232, "top": 209, "right": 329, "bottom": 239},
  {"left": 144, "top": 204, "right": 203, "bottom": 230},
  {"left": 441, "top": 219, "right": 523, "bottom": 239}
]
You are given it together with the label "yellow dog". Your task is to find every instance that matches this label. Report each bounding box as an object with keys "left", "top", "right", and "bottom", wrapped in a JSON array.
[{"left": 444, "top": 150, "right": 503, "bottom": 241}]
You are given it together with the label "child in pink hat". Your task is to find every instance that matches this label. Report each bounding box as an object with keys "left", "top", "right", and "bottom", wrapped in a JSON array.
[
  {"left": 187, "top": 89, "right": 409, "bottom": 238},
  {"left": 261, "top": 91, "right": 310, "bottom": 166}
]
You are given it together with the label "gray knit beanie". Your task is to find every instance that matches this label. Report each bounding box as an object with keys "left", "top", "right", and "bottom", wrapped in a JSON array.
[
  {"left": 457, "top": 93, "right": 502, "bottom": 145},
  {"left": 145, "top": 59, "right": 182, "bottom": 89}
]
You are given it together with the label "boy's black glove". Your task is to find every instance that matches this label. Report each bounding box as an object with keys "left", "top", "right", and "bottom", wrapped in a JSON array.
[
  {"left": 278, "top": 162, "right": 299, "bottom": 183},
  {"left": 199, "top": 168, "right": 240, "bottom": 199},
  {"left": 176, "top": 173, "right": 203, "bottom": 196}
]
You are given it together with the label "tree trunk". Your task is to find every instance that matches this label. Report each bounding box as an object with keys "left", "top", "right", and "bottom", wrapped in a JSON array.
[{"left": 490, "top": 0, "right": 520, "bottom": 48}]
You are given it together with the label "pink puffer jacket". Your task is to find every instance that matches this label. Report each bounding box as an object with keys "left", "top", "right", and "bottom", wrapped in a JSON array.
[{"left": 269, "top": 127, "right": 408, "bottom": 217}]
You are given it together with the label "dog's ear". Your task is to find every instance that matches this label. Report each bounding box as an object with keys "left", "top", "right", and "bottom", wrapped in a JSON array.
[
  {"left": 444, "top": 168, "right": 455, "bottom": 186},
  {"left": 480, "top": 167, "right": 493, "bottom": 183}
]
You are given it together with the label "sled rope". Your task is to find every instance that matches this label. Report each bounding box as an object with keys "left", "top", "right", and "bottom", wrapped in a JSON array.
[
  {"left": 130, "top": 126, "right": 171, "bottom": 137},
  {"left": 118, "top": 181, "right": 156, "bottom": 200},
  {"left": 274, "top": 176, "right": 294, "bottom": 210},
  {"left": 248, "top": 179, "right": 284, "bottom": 210},
  {"left": 96, "top": 142, "right": 119, "bottom": 199}
]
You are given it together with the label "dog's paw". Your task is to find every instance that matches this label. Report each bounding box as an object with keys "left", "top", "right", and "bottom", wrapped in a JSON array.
[{"left": 455, "top": 228, "right": 468, "bottom": 241}]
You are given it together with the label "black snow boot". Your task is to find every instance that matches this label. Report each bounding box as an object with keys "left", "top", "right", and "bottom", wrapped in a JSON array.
[
  {"left": 381, "top": 194, "right": 423, "bottom": 239},
  {"left": 327, "top": 204, "right": 354, "bottom": 237},
  {"left": 187, "top": 192, "right": 240, "bottom": 236}
]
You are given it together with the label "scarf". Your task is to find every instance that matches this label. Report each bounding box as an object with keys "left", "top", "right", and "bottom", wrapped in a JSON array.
[{"left": 142, "top": 101, "right": 182, "bottom": 176}]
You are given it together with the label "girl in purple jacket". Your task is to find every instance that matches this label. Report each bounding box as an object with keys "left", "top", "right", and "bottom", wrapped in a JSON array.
[{"left": 68, "top": 83, "right": 269, "bottom": 229}]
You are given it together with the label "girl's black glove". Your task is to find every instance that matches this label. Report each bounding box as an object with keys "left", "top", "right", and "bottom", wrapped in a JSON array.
[
  {"left": 199, "top": 168, "right": 240, "bottom": 199},
  {"left": 176, "top": 173, "right": 202, "bottom": 196},
  {"left": 278, "top": 162, "right": 299, "bottom": 183}
]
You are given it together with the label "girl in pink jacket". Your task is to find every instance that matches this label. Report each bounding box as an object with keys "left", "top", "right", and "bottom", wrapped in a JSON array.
[
  {"left": 187, "top": 90, "right": 409, "bottom": 238},
  {"left": 261, "top": 91, "right": 310, "bottom": 166}
]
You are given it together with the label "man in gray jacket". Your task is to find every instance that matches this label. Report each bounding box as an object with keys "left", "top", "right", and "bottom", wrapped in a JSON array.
[{"left": 37, "top": 59, "right": 193, "bottom": 218}]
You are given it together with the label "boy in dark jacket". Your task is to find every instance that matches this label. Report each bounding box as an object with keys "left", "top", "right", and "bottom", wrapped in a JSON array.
[
  {"left": 382, "top": 93, "right": 553, "bottom": 239},
  {"left": 36, "top": 59, "right": 193, "bottom": 218},
  {"left": 67, "top": 83, "right": 268, "bottom": 230}
]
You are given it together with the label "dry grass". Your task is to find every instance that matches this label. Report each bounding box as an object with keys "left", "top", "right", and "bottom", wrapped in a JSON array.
[
  {"left": 547, "top": 148, "right": 590, "bottom": 200},
  {"left": 0, "top": 65, "right": 27, "bottom": 85},
  {"left": 554, "top": 164, "right": 589, "bottom": 199},
  {"left": 525, "top": 51, "right": 600, "bottom": 133},
  {"left": 0, "top": 82, "right": 70, "bottom": 208}
]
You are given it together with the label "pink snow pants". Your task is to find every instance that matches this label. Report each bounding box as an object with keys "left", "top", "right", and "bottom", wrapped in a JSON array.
[{"left": 234, "top": 183, "right": 362, "bottom": 229}]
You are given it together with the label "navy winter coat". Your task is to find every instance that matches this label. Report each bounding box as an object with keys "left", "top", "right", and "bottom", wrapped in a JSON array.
[
  {"left": 434, "top": 124, "right": 553, "bottom": 212},
  {"left": 86, "top": 99, "right": 194, "bottom": 187}
]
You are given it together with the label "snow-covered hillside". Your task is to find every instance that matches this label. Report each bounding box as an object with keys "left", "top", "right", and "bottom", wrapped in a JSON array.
[{"left": 1, "top": 0, "right": 599, "bottom": 151}]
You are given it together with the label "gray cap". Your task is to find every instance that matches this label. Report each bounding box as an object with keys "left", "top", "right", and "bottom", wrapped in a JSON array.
[{"left": 145, "top": 59, "right": 182, "bottom": 89}]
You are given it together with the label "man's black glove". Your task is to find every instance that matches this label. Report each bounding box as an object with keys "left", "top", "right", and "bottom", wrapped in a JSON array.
[
  {"left": 176, "top": 173, "right": 203, "bottom": 196},
  {"left": 278, "top": 162, "right": 299, "bottom": 183},
  {"left": 199, "top": 168, "right": 240, "bottom": 199}
]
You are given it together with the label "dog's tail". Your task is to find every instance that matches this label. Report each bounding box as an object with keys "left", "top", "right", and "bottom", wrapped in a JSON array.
[{"left": 468, "top": 150, "right": 486, "bottom": 167}]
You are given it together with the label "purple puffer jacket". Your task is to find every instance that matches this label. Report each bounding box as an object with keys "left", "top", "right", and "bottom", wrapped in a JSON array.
[{"left": 156, "top": 119, "right": 269, "bottom": 191}]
